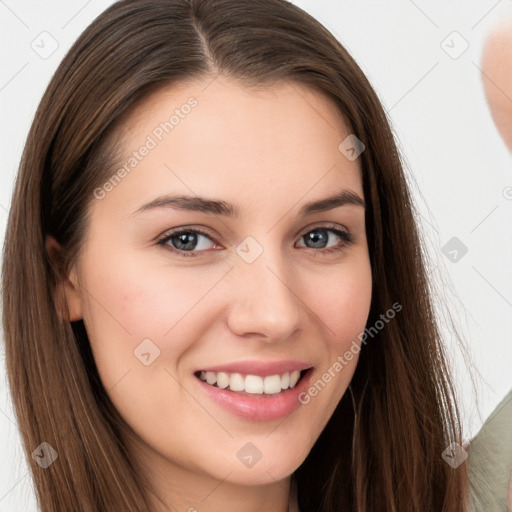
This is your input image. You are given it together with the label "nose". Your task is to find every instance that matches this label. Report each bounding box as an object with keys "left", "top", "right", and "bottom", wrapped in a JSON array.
[{"left": 225, "top": 247, "right": 303, "bottom": 342}]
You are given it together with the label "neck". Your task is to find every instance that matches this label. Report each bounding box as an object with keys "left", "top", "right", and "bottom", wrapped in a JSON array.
[{"left": 147, "top": 472, "right": 294, "bottom": 512}]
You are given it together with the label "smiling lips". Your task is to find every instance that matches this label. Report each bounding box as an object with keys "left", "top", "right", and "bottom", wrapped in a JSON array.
[
  {"left": 195, "top": 359, "right": 312, "bottom": 395},
  {"left": 195, "top": 362, "right": 314, "bottom": 421}
]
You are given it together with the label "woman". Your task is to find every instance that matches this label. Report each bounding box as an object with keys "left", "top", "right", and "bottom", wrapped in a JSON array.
[{"left": 1, "top": 0, "right": 468, "bottom": 510}]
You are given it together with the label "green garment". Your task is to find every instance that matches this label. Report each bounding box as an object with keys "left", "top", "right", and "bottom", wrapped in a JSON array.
[{"left": 467, "top": 389, "right": 512, "bottom": 511}]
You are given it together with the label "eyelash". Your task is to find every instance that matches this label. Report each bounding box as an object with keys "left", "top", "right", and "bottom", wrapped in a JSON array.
[{"left": 156, "top": 224, "right": 354, "bottom": 258}]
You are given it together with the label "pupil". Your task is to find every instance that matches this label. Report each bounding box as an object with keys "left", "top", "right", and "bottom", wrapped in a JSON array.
[
  {"left": 173, "top": 232, "right": 197, "bottom": 251},
  {"left": 307, "top": 230, "right": 327, "bottom": 248}
]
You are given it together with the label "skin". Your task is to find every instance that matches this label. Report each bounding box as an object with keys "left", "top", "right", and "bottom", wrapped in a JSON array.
[
  {"left": 481, "top": 11, "right": 512, "bottom": 152},
  {"left": 46, "top": 76, "right": 372, "bottom": 512}
]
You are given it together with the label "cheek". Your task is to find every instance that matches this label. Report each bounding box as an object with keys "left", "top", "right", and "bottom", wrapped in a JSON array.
[
  {"left": 77, "top": 250, "right": 231, "bottom": 438},
  {"left": 311, "top": 256, "right": 373, "bottom": 348},
  {"left": 78, "top": 247, "right": 229, "bottom": 382},
  {"left": 300, "top": 254, "right": 372, "bottom": 413},
  {"left": 84, "top": 244, "right": 221, "bottom": 329}
]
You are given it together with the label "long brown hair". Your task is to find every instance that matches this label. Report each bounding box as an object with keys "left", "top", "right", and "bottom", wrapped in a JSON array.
[{"left": 2, "top": 0, "right": 467, "bottom": 510}]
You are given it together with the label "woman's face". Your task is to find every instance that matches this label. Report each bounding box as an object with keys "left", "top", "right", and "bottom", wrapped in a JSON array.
[{"left": 58, "top": 76, "right": 372, "bottom": 492}]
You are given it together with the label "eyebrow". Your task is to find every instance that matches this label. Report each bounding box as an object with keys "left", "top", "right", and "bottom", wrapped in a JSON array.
[{"left": 131, "top": 189, "right": 365, "bottom": 218}]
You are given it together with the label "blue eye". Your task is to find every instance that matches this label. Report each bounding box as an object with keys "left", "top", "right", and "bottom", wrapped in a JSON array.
[
  {"left": 157, "top": 224, "right": 354, "bottom": 258},
  {"left": 297, "top": 226, "right": 354, "bottom": 254},
  {"left": 157, "top": 228, "right": 218, "bottom": 257}
]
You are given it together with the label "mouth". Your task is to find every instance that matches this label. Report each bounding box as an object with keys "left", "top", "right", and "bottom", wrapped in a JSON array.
[{"left": 193, "top": 368, "right": 313, "bottom": 397}]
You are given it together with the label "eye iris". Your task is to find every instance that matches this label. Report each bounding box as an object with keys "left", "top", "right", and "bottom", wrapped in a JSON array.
[
  {"left": 306, "top": 230, "right": 328, "bottom": 248},
  {"left": 172, "top": 232, "right": 197, "bottom": 251}
]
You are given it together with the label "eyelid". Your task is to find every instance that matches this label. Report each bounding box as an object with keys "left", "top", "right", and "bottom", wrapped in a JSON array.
[
  {"left": 156, "top": 225, "right": 220, "bottom": 247},
  {"left": 296, "top": 221, "right": 350, "bottom": 238}
]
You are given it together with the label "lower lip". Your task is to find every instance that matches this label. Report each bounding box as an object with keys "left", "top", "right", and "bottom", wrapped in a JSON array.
[{"left": 195, "top": 369, "right": 313, "bottom": 421}]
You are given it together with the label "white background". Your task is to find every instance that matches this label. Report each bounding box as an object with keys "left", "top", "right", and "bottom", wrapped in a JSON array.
[{"left": 1, "top": 1, "right": 511, "bottom": 510}]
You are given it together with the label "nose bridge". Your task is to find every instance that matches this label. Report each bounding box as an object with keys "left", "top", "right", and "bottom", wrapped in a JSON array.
[{"left": 226, "top": 237, "right": 302, "bottom": 340}]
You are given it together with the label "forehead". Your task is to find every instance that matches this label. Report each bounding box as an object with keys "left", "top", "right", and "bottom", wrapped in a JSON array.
[
  {"left": 96, "top": 75, "right": 364, "bottom": 217},
  {"left": 124, "top": 75, "right": 350, "bottom": 136}
]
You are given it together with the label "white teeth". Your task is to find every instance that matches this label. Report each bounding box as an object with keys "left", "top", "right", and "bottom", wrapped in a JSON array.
[
  {"left": 289, "top": 370, "right": 300, "bottom": 387},
  {"left": 229, "top": 373, "right": 245, "bottom": 392},
  {"left": 198, "top": 369, "right": 305, "bottom": 394},
  {"left": 263, "top": 374, "right": 282, "bottom": 394},
  {"left": 216, "top": 372, "right": 230, "bottom": 389},
  {"left": 245, "top": 375, "right": 264, "bottom": 394}
]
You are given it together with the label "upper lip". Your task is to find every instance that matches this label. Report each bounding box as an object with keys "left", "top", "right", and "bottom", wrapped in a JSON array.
[{"left": 196, "top": 360, "right": 313, "bottom": 377}]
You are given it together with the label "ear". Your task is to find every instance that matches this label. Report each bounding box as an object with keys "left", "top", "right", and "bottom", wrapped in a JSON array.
[{"left": 45, "top": 235, "right": 83, "bottom": 322}]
